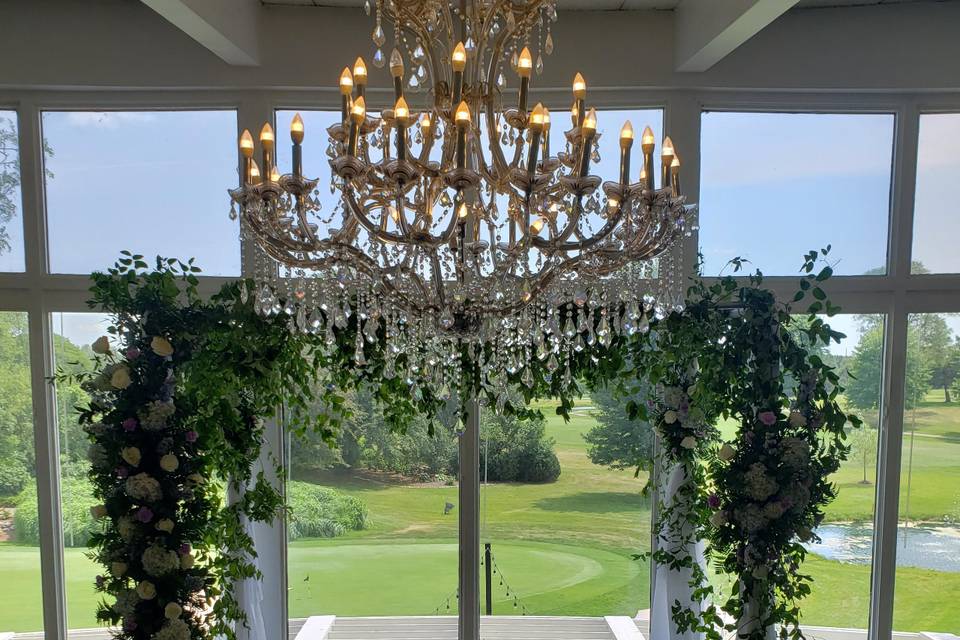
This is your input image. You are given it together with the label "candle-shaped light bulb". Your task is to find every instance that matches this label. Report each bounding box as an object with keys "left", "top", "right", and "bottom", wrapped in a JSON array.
[
  {"left": 394, "top": 97, "right": 411, "bottom": 161},
  {"left": 390, "top": 49, "right": 405, "bottom": 100},
  {"left": 577, "top": 108, "right": 598, "bottom": 178},
  {"left": 259, "top": 123, "right": 274, "bottom": 149},
  {"left": 353, "top": 57, "right": 368, "bottom": 97},
  {"left": 259, "top": 123, "right": 274, "bottom": 181},
  {"left": 390, "top": 49, "right": 404, "bottom": 78},
  {"left": 290, "top": 113, "right": 304, "bottom": 176},
  {"left": 389, "top": 205, "right": 400, "bottom": 223},
  {"left": 526, "top": 103, "right": 545, "bottom": 177},
  {"left": 572, "top": 73, "right": 586, "bottom": 128},
  {"left": 670, "top": 153, "right": 682, "bottom": 197},
  {"left": 661, "top": 135, "right": 675, "bottom": 189},
  {"left": 451, "top": 41, "right": 467, "bottom": 103},
  {"left": 640, "top": 125, "right": 656, "bottom": 190},
  {"left": 270, "top": 165, "right": 280, "bottom": 183},
  {"left": 458, "top": 202, "right": 469, "bottom": 219},
  {"left": 619, "top": 120, "right": 634, "bottom": 185},
  {"left": 529, "top": 103, "right": 545, "bottom": 132},
  {"left": 249, "top": 159, "right": 261, "bottom": 184},
  {"left": 290, "top": 113, "right": 304, "bottom": 143},
  {"left": 351, "top": 96, "right": 367, "bottom": 123},
  {"left": 239, "top": 129, "right": 254, "bottom": 157},
  {"left": 451, "top": 42, "right": 467, "bottom": 72},
  {"left": 570, "top": 101, "right": 579, "bottom": 127},
  {"left": 530, "top": 217, "right": 545, "bottom": 235},
  {"left": 516, "top": 47, "right": 533, "bottom": 115},
  {"left": 420, "top": 113, "right": 432, "bottom": 136},
  {"left": 348, "top": 96, "right": 366, "bottom": 156},
  {"left": 455, "top": 100, "right": 471, "bottom": 169},
  {"left": 572, "top": 72, "right": 587, "bottom": 99},
  {"left": 339, "top": 67, "right": 354, "bottom": 123},
  {"left": 339, "top": 67, "right": 354, "bottom": 95}
]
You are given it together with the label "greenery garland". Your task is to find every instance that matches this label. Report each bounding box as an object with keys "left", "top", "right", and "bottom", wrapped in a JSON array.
[{"left": 64, "top": 249, "right": 854, "bottom": 640}]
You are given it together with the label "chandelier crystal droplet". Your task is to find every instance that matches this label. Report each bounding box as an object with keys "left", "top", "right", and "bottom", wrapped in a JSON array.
[{"left": 229, "top": 0, "right": 695, "bottom": 411}]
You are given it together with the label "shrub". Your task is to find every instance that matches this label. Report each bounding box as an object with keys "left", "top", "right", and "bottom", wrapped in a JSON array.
[
  {"left": 0, "top": 461, "right": 29, "bottom": 499},
  {"left": 287, "top": 481, "right": 367, "bottom": 541},
  {"left": 14, "top": 476, "right": 99, "bottom": 547},
  {"left": 478, "top": 413, "right": 561, "bottom": 483}
]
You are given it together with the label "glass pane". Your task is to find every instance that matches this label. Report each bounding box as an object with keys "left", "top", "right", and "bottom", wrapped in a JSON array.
[
  {"left": 480, "top": 396, "right": 650, "bottom": 617},
  {"left": 793, "top": 314, "right": 882, "bottom": 630},
  {"left": 0, "top": 111, "right": 25, "bottom": 272},
  {"left": 52, "top": 312, "right": 112, "bottom": 632},
  {"left": 893, "top": 313, "right": 960, "bottom": 634},
  {"left": 286, "top": 390, "right": 460, "bottom": 620},
  {"left": 699, "top": 112, "right": 894, "bottom": 276},
  {"left": 0, "top": 312, "right": 43, "bottom": 633},
  {"left": 911, "top": 114, "right": 960, "bottom": 274},
  {"left": 43, "top": 111, "right": 240, "bottom": 275}
]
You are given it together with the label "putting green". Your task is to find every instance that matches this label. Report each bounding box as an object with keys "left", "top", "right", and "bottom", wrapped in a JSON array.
[{"left": 287, "top": 538, "right": 644, "bottom": 617}]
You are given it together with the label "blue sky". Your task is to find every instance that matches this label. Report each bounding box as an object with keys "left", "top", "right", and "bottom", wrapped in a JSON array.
[{"left": 3, "top": 108, "right": 959, "bottom": 354}]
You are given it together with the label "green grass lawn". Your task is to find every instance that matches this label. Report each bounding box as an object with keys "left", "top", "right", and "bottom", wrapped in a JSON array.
[{"left": 2, "top": 399, "right": 959, "bottom": 634}]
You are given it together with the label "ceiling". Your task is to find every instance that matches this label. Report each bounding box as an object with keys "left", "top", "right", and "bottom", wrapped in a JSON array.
[{"left": 261, "top": 0, "right": 955, "bottom": 10}]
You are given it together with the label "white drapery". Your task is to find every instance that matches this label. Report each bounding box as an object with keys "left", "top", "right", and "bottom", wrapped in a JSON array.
[
  {"left": 228, "top": 484, "right": 268, "bottom": 640},
  {"left": 649, "top": 463, "right": 706, "bottom": 640}
]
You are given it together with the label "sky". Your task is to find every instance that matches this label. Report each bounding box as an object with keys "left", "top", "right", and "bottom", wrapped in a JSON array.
[{"left": 2, "top": 108, "right": 959, "bottom": 355}]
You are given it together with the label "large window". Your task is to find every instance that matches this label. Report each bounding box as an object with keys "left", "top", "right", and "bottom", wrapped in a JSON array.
[
  {"left": 0, "top": 312, "right": 44, "bottom": 633},
  {"left": 0, "top": 110, "right": 25, "bottom": 272},
  {"left": 892, "top": 313, "right": 960, "bottom": 633},
  {"left": 699, "top": 112, "right": 894, "bottom": 276},
  {"left": 42, "top": 111, "right": 241, "bottom": 276},
  {"left": 52, "top": 312, "right": 112, "bottom": 632},
  {"left": 911, "top": 114, "right": 960, "bottom": 274}
]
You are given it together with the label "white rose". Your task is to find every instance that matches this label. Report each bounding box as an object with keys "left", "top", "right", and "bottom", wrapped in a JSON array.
[
  {"left": 136, "top": 581, "right": 157, "bottom": 600},
  {"left": 187, "top": 473, "right": 204, "bottom": 485},
  {"left": 180, "top": 554, "right": 195, "bottom": 570},
  {"left": 110, "top": 561, "right": 128, "bottom": 577},
  {"left": 90, "top": 504, "right": 108, "bottom": 519},
  {"left": 663, "top": 410, "right": 678, "bottom": 425},
  {"left": 788, "top": 411, "right": 808, "bottom": 427},
  {"left": 117, "top": 517, "right": 135, "bottom": 541},
  {"left": 156, "top": 518, "right": 175, "bottom": 533},
  {"left": 92, "top": 336, "right": 111, "bottom": 355},
  {"left": 151, "top": 336, "right": 175, "bottom": 357},
  {"left": 110, "top": 365, "right": 132, "bottom": 390},
  {"left": 121, "top": 447, "right": 141, "bottom": 467},
  {"left": 718, "top": 443, "right": 736, "bottom": 461},
  {"left": 709, "top": 511, "right": 727, "bottom": 527},
  {"left": 159, "top": 454, "right": 179, "bottom": 473},
  {"left": 164, "top": 602, "right": 183, "bottom": 620},
  {"left": 680, "top": 436, "right": 697, "bottom": 449}
]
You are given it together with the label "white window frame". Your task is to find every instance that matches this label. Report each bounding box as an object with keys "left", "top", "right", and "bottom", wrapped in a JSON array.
[{"left": 2, "top": 87, "right": 960, "bottom": 640}]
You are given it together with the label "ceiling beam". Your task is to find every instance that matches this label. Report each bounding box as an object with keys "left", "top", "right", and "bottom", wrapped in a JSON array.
[
  {"left": 141, "top": 0, "right": 261, "bottom": 66},
  {"left": 673, "top": 0, "right": 800, "bottom": 72}
]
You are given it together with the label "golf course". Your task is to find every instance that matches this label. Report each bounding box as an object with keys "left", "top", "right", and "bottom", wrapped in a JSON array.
[{"left": 1, "top": 397, "right": 959, "bottom": 634}]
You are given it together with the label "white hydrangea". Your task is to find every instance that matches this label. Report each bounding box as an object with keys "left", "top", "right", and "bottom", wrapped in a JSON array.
[
  {"left": 142, "top": 544, "right": 180, "bottom": 576},
  {"left": 734, "top": 503, "right": 768, "bottom": 532},
  {"left": 140, "top": 400, "right": 176, "bottom": 431},
  {"left": 743, "top": 463, "right": 779, "bottom": 501},
  {"left": 113, "top": 589, "right": 139, "bottom": 617},
  {"left": 117, "top": 516, "right": 136, "bottom": 541},
  {"left": 125, "top": 473, "right": 163, "bottom": 502},
  {"left": 780, "top": 437, "right": 811, "bottom": 469},
  {"left": 152, "top": 619, "right": 191, "bottom": 640},
  {"left": 663, "top": 386, "right": 683, "bottom": 408}
]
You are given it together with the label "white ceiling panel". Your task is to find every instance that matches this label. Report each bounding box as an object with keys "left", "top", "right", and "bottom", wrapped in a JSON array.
[{"left": 262, "top": 0, "right": 953, "bottom": 8}]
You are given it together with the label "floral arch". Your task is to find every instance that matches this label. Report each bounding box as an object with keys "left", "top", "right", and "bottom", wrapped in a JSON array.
[{"left": 65, "top": 249, "right": 854, "bottom": 640}]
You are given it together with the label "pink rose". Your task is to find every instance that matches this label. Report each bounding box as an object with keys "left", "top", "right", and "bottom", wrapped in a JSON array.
[
  {"left": 179, "top": 543, "right": 191, "bottom": 555},
  {"left": 759, "top": 411, "right": 778, "bottom": 426},
  {"left": 185, "top": 430, "right": 198, "bottom": 443},
  {"left": 125, "top": 347, "right": 141, "bottom": 360},
  {"left": 122, "top": 418, "right": 138, "bottom": 432},
  {"left": 116, "top": 466, "right": 129, "bottom": 479},
  {"left": 135, "top": 507, "right": 154, "bottom": 523}
]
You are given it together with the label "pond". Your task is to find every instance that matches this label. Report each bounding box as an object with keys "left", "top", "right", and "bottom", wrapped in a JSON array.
[{"left": 806, "top": 522, "right": 960, "bottom": 572}]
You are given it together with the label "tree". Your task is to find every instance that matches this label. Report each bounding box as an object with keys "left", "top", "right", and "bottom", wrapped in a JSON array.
[
  {"left": 912, "top": 314, "right": 959, "bottom": 402},
  {"left": 847, "top": 425, "right": 878, "bottom": 485},
  {"left": 585, "top": 384, "right": 655, "bottom": 474},
  {"left": 0, "top": 115, "right": 52, "bottom": 258},
  {"left": 846, "top": 324, "right": 928, "bottom": 416}
]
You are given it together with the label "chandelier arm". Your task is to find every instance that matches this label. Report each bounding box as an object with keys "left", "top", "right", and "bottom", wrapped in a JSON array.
[
  {"left": 294, "top": 195, "right": 320, "bottom": 246},
  {"left": 344, "top": 189, "right": 410, "bottom": 245}
]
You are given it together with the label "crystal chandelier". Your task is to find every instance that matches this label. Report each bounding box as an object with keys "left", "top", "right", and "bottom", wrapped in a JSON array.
[{"left": 229, "top": 0, "right": 694, "bottom": 405}]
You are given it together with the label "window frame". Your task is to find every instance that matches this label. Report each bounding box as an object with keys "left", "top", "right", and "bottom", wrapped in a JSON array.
[{"left": 0, "top": 86, "right": 959, "bottom": 640}]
